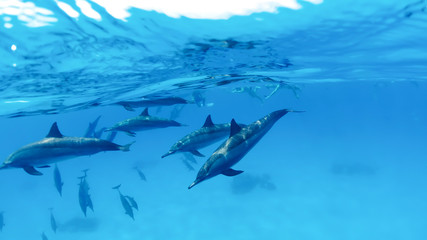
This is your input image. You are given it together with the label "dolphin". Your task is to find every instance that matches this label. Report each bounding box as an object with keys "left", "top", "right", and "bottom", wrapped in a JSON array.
[
  {"left": 0, "top": 122, "right": 133, "bottom": 176},
  {"left": 83, "top": 116, "right": 101, "bottom": 138},
  {"left": 53, "top": 164, "right": 63, "bottom": 196},
  {"left": 112, "top": 184, "right": 134, "bottom": 220},
  {"left": 49, "top": 209, "right": 57, "bottom": 233},
  {"left": 162, "top": 115, "right": 244, "bottom": 158},
  {"left": 41, "top": 232, "right": 48, "bottom": 240},
  {"left": 125, "top": 196, "right": 139, "bottom": 211},
  {"left": 134, "top": 167, "right": 146, "bottom": 182},
  {"left": 105, "top": 108, "right": 185, "bottom": 137},
  {"left": 0, "top": 211, "right": 4, "bottom": 232},
  {"left": 188, "top": 109, "right": 300, "bottom": 189},
  {"left": 78, "top": 171, "right": 93, "bottom": 217},
  {"left": 117, "top": 97, "right": 189, "bottom": 111}
]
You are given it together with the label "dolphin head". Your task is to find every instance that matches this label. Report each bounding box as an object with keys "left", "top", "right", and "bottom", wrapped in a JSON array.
[{"left": 188, "top": 167, "right": 208, "bottom": 189}]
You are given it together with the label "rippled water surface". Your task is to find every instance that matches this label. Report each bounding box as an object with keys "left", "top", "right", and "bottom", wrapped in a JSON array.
[{"left": 0, "top": 0, "right": 426, "bottom": 239}]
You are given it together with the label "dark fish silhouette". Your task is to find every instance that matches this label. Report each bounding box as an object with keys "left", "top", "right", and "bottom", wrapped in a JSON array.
[
  {"left": 53, "top": 164, "right": 63, "bottom": 196},
  {"left": 105, "top": 108, "right": 185, "bottom": 137},
  {"left": 189, "top": 109, "right": 301, "bottom": 189},
  {"left": 117, "top": 97, "right": 189, "bottom": 111},
  {"left": 0, "top": 123, "right": 133, "bottom": 175},
  {"left": 112, "top": 184, "right": 134, "bottom": 220}
]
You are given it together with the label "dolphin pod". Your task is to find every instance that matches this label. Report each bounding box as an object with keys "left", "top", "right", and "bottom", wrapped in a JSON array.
[
  {"left": 188, "top": 109, "right": 301, "bottom": 189},
  {"left": 112, "top": 184, "right": 138, "bottom": 220},
  {"left": 0, "top": 122, "right": 133, "bottom": 176}
]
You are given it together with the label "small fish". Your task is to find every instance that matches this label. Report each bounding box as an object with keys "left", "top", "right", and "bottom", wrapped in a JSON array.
[{"left": 53, "top": 164, "right": 63, "bottom": 196}]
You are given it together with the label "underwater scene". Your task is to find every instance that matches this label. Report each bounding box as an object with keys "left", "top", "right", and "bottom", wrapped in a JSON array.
[{"left": 1, "top": 0, "right": 427, "bottom": 239}]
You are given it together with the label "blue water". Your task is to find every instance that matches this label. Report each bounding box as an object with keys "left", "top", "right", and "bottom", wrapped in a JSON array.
[{"left": 1, "top": 0, "right": 427, "bottom": 239}]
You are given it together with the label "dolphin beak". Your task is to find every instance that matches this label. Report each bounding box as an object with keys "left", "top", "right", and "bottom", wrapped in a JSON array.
[
  {"left": 161, "top": 151, "right": 174, "bottom": 158},
  {"left": 188, "top": 179, "right": 200, "bottom": 189}
]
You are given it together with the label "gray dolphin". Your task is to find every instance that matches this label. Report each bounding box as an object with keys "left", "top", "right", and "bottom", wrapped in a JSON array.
[
  {"left": 117, "top": 97, "right": 189, "bottom": 111},
  {"left": 105, "top": 108, "right": 185, "bottom": 137},
  {"left": 0, "top": 122, "right": 133, "bottom": 176},
  {"left": 188, "top": 109, "right": 300, "bottom": 189},
  {"left": 78, "top": 170, "right": 93, "bottom": 217},
  {"left": 112, "top": 184, "right": 134, "bottom": 220},
  {"left": 162, "top": 115, "right": 244, "bottom": 158},
  {"left": 53, "top": 164, "right": 63, "bottom": 196}
]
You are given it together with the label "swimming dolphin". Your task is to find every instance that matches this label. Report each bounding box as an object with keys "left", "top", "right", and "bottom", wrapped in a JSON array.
[
  {"left": 125, "top": 196, "right": 139, "bottom": 211},
  {"left": 134, "top": 167, "right": 146, "bottom": 182},
  {"left": 78, "top": 170, "right": 93, "bottom": 217},
  {"left": 49, "top": 209, "right": 57, "bottom": 233},
  {"left": 0, "top": 122, "right": 133, "bottom": 175},
  {"left": 117, "top": 97, "right": 189, "bottom": 111},
  {"left": 105, "top": 108, "right": 185, "bottom": 137},
  {"left": 0, "top": 211, "right": 4, "bottom": 232},
  {"left": 162, "top": 115, "right": 244, "bottom": 158},
  {"left": 112, "top": 184, "right": 134, "bottom": 220},
  {"left": 188, "top": 109, "right": 300, "bottom": 189},
  {"left": 83, "top": 116, "right": 101, "bottom": 138},
  {"left": 41, "top": 232, "right": 48, "bottom": 240},
  {"left": 53, "top": 164, "right": 63, "bottom": 196}
]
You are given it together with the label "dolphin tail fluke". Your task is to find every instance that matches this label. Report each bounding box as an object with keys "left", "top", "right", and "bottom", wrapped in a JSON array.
[
  {"left": 23, "top": 166, "right": 43, "bottom": 176},
  {"left": 190, "top": 150, "right": 205, "bottom": 157},
  {"left": 120, "top": 141, "right": 135, "bottom": 152},
  {"left": 112, "top": 184, "right": 121, "bottom": 190},
  {"left": 221, "top": 168, "right": 244, "bottom": 176}
]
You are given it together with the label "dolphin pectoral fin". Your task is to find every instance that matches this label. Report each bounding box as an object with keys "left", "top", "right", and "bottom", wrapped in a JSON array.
[
  {"left": 190, "top": 150, "right": 205, "bottom": 157},
  {"left": 124, "top": 131, "right": 136, "bottom": 137},
  {"left": 221, "top": 168, "right": 244, "bottom": 177},
  {"left": 23, "top": 166, "right": 43, "bottom": 176},
  {"left": 37, "top": 165, "right": 51, "bottom": 168},
  {"left": 123, "top": 105, "right": 135, "bottom": 111}
]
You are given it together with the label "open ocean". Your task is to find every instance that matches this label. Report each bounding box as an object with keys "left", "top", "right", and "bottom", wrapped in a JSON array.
[{"left": 1, "top": 0, "right": 427, "bottom": 239}]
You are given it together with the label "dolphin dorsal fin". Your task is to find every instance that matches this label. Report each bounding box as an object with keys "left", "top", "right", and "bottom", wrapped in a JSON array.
[
  {"left": 46, "top": 122, "right": 64, "bottom": 138},
  {"left": 140, "top": 108, "right": 149, "bottom": 116},
  {"left": 202, "top": 115, "right": 214, "bottom": 128},
  {"left": 229, "top": 119, "right": 241, "bottom": 138}
]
